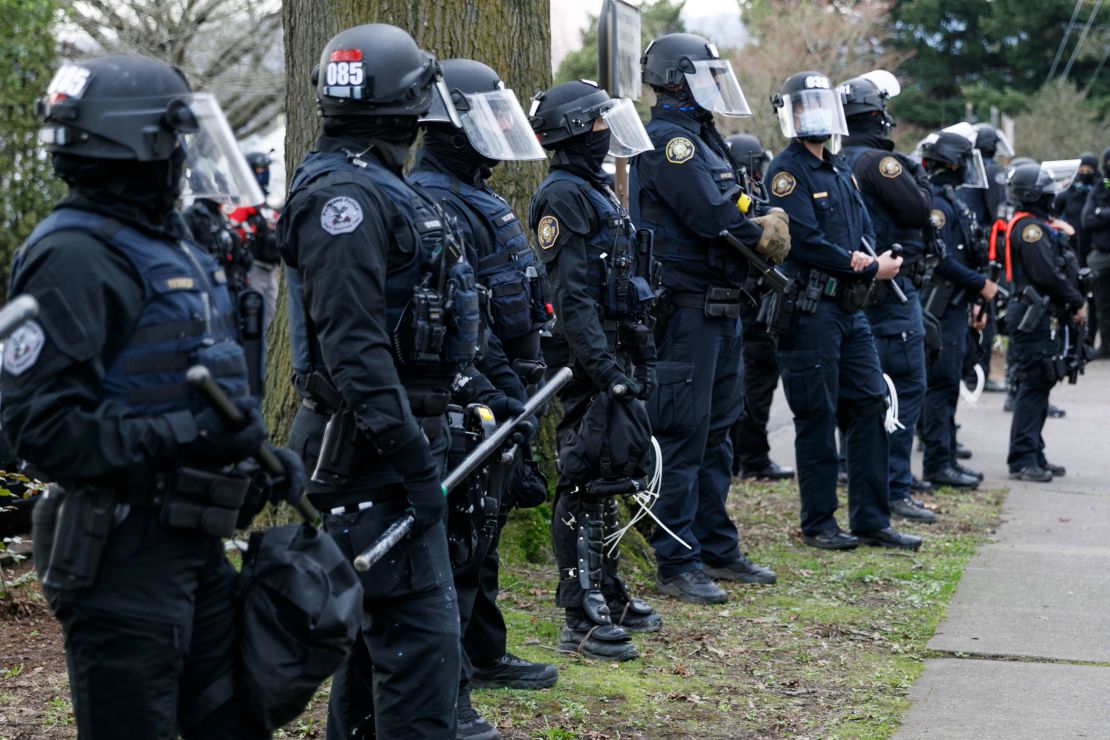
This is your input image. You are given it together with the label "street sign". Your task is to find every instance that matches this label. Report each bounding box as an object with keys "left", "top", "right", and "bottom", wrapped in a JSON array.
[{"left": 598, "top": 0, "right": 642, "bottom": 101}]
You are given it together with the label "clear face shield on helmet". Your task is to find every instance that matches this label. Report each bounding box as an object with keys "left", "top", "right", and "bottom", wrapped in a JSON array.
[
  {"left": 598, "top": 98, "right": 653, "bottom": 156},
  {"left": 777, "top": 88, "right": 849, "bottom": 139},
  {"left": 961, "top": 148, "right": 989, "bottom": 189},
  {"left": 684, "top": 58, "right": 752, "bottom": 117},
  {"left": 429, "top": 87, "right": 545, "bottom": 161},
  {"left": 180, "top": 94, "right": 265, "bottom": 207}
]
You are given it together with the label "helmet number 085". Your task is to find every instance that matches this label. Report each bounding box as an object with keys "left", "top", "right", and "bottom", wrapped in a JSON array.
[{"left": 326, "top": 61, "right": 364, "bottom": 87}]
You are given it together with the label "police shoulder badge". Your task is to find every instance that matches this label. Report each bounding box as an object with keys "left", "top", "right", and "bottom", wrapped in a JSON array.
[
  {"left": 320, "top": 196, "right": 363, "bottom": 236},
  {"left": 930, "top": 208, "right": 946, "bottom": 229},
  {"left": 664, "top": 137, "right": 695, "bottom": 164},
  {"left": 770, "top": 171, "right": 796, "bottom": 197},
  {"left": 1022, "top": 223, "right": 1044, "bottom": 243},
  {"left": 878, "top": 156, "right": 903, "bottom": 178},
  {"left": 3, "top": 320, "right": 45, "bottom": 377},
  {"left": 538, "top": 215, "right": 559, "bottom": 250}
]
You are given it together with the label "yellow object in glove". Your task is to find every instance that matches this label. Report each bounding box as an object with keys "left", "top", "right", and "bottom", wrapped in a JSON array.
[
  {"left": 736, "top": 192, "right": 753, "bottom": 214},
  {"left": 749, "top": 208, "right": 791, "bottom": 264}
]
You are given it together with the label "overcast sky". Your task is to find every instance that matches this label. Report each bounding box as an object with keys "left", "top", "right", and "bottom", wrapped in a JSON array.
[{"left": 551, "top": 0, "right": 746, "bottom": 70}]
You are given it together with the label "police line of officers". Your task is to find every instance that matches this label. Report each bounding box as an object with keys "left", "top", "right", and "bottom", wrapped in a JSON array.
[{"left": 0, "top": 21, "right": 1094, "bottom": 740}]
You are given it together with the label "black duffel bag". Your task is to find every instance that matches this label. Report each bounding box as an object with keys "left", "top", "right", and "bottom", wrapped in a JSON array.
[
  {"left": 559, "top": 392, "right": 655, "bottom": 485},
  {"left": 237, "top": 523, "right": 363, "bottom": 730}
]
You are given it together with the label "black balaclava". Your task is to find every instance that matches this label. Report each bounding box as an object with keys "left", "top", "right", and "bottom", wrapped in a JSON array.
[
  {"left": 655, "top": 86, "right": 714, "bottom": 124},
  {"left": 421, "top": 124, "right": 498, "bottom": 184},
  {"left": 843, "top": 112, "right": 893, "bottom": 151},
  {"left": 322, "top": 116, "right": 419, "bottom": 173},
  {"left": 928, "top": 162, "right": 965, "bottom": 188},
  {"left": 53, "top": 148, "right": 187, "bottom": 237},
  {"left": 552, "top": 127, "right": 612, "bottom": 183}
]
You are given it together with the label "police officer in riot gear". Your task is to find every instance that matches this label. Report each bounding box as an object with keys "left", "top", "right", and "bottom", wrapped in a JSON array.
[
  {"left": 234, "top": 151, "right": 282, "bottom": 336},
  {"left": 767, "top": 70, "right": 921, "bottom": 552},
  {"left": 280, "top": 24, "right": 476, "bottom": 737},
  {"left": 1055, "top": 153, "right": 1100, "bottom": 348},
  {"left": 529, "top": 79, "right": 662, "bottom": 659},
  {"left": 632, "top": 33, "right": 783, "bottom": 604},
  {"left": 409, "top": 58, "right": 557, "bottom": 737},
  {"left": 725, "top": 133, "right": 795, "bottom": 481},
  {"left": 2, "top": 54, "right": 304, "bottom": 739},
  {"left": 837, "top": 71, "right": 936, "bottom": 524},
  {"left": 1006, "top": 163, "right": 1087, "bottom": 481},
  {"left": 1082, "top": 148, "right": 1110, "bottom": 358},
  {"left": 918, "top": 131, "right": 998, "bottom": 489}
]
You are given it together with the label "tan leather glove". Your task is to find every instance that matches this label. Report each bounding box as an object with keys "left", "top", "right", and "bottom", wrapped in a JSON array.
[{"left": 749, "top": 208, "right": 791, "bottom": 264}]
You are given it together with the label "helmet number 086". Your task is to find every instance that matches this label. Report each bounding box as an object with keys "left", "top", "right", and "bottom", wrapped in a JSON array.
[{"left": 326, "top": 61, "right": 364, "bottom": 87}]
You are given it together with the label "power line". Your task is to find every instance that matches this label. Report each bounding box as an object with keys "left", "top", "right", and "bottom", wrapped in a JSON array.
[
  {"left": 1046, "top": 0, "right": 1084, "bottom": 84},
  {"left": 1061, "top": 0, "right": 1103, "bottom": 82},
  {"left": 1082, "top": 44, "right": 1110, "bottom": 96}
]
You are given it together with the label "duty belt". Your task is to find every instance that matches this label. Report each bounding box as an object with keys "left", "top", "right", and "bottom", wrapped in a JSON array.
[{"left": 670, "top": 287, "right": 747, "bottom": 319}]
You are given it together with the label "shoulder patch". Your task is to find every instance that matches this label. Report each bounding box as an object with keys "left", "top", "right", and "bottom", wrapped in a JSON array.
[
  {"left": 930, "top": 209, "right": 946, "bottom": 229},
  {"left": 664, "top": 137, "right": 695, "bottom": 164},
  {"left": 3, "top": 320, "right": 45, "bottom": 377},
  {"left": 538, "top": 215, "right": 559, "bottom": 250},
  {"left": 1022, "top": 223, "right": 1044, "bottom": 243},
  {"left": 320, "top": 196, "right": 363, "bottom": 236},
  {"left": 878, "top": 156, "right": 903, "bottom": 179},
  {"left": 770, "top": 171, "right": 796, "bottom": 197}
]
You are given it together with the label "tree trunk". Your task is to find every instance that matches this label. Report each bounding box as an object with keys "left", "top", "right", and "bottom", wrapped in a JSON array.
[{"left": 266, "top": 0, "right": 552, "bottom": 440}]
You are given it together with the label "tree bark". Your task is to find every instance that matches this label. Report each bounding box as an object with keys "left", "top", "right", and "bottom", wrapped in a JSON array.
[{"left": 267, "top": 0, "right": 553, "bottom": 439}]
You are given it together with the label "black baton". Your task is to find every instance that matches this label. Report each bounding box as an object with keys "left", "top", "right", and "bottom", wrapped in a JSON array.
[
  {"left": 353, "top": 366, "right": 573, "bottom": 572},
  {"left": 860, "top": 236, "right": 908, "bottom": 305},
  {"left": 186, "top": 365, "right": 319, "bottom": 524}
]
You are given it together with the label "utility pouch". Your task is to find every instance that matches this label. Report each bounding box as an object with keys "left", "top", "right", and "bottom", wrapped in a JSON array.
[
  {"left": 922, "top": 279, "right": 955, "bottom": 318},
  {"left": 42, "top": 486, "right": 118, "bottom": 592},
  {"left": 758, "top": 286, "right": 795, "bottom": 336},
  {"left": 312, "top": 409, "right": 360, "bottom": 486},
  {"left": 797, "top": 271, "right": 828, "bottom": 314},
  {"left": 704, "top": 286, "right": 743, "bottom": 319},
  {"left": 510, "top": 358, "right": 547, "bottom": 386},
  {"left": 1016, "top": 290, "right": 1047, "bottom": 334},
  {"left": 838, "top": 281, "right": 872, "bottom": 312},
  {"left": 161, "top": 467, "right": 251, "bottom": 538},
  {"left": 395, "top": 283, "right": 447, "bottom": 366}
]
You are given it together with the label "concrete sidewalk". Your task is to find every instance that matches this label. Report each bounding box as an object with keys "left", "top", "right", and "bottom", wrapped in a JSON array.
[
  {"left": 764, "top": 357, "right": 1110, "bottom": 738},
  {"left": 893, "top": 359, "right": 1110, "bottom": 739}
]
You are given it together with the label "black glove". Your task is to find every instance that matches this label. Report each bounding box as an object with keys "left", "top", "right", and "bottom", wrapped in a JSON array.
[
  {"left": 185, "top": 397, "right": 267, "bottom": 466},
  {"left": 511, "top": 455, "right": 549, "bottom": 509},
  {"left": 389, "top": 426, "right": 445, "bottom": 531},
  {"left": 633, "top": 363, "right": 656, "bottom": 400},
  {"left": 606, "top": 372, "right": 642, "bottom": 401},
  {"left": 268, "top": 447, "right": 307, "bottom": 508},
  {"left": 453, "top": 369, "right": 532, "bottom": 441}
]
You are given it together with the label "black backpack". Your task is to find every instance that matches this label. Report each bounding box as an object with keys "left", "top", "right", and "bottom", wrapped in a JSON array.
[{"left": 237, "top": 523, "right": 363, "bottom": 730}]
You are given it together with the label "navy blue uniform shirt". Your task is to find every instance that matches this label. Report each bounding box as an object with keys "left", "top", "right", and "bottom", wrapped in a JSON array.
[{"left": 766, "top": 139, "right": 878, "bottom": 282}]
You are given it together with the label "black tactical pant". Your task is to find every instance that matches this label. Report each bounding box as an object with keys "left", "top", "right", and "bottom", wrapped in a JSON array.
[
  {"left": 1007, "top": 321, "right": 1059, "bottom": 471},
  {"left": 460, "top": 526, "right": 508, "bottom": 670},
  {"left": 731, "top": 299, "right": 781, "bottom": 473},
  {"left": 288, "top": 406, "right": 460, "bottom": 740},
  {"left": 549, "top": 367, "right": 627, "bottom": 610},
  {"left": 33, "top": 500, "right": 266, "bottom": 740}
]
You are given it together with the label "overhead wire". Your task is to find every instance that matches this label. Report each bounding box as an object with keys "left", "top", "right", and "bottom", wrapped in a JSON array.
[
  {"left": 1046, "top": 0, "right": 1085, "bottom": 84},
  {"left": 1060, "top": 0, "right": 1103, "bottom": 82}
]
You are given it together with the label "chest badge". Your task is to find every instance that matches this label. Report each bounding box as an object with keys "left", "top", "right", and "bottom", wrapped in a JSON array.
[
  {"left": 1022, "top": 223, "right": 1044, "bottom": 243},
  {"left": 770, "top": 171, "right": 796, "bottom": 197},
  {"left": 878, "top": 156, "right": 903, "bottom": 178},
  {"left": 320, "top": 196, "right": 363, "bottom": 236},
  {"left": 930, "top": 208, "right": 946, "bottom": 229},
  {"left": 665, "top": 137, "right": 695, "bottom": 164},
  {"left": 538, "top": 215, "right": 559, "bottom": 250},
  {"left": 3, "top": 320, "right": 45, "bottom": 377}
]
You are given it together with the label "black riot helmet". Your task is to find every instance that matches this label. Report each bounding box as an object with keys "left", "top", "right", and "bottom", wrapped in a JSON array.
[
  {"left": 973, "top": 124, "right": 1013, "bottom": 158},
  {"left": 36, "top": 54, "right": 199, "bottom": 161},
  {"left": 421, "top": 59, "right": 545, "bottom": 161},
  {"left": 529, "top": 80, "right": 652, "bottom": 155},
  {"left": 839, "top": 70, "right": 900, "bottom": 136},
  {"left": 920, "top": 130, "right": 988, "bottom": 188},
  {"left": 313, "top": 24, "right": 456, "bottom": 122},
  {"left": 727, "top": 134, "right": 769, "bottom": 179},
  {"left": 1007, "top": 162, "right": 1056, "bottom": 209},
  {"left": 246, "top": 150, "right": 272, "bottom": 193},
  {"left": 772, "top": 71, "right": 848, "bottom": 140},
  {"left": 641, "top": 33, "right": 751, "bottom": 116}
]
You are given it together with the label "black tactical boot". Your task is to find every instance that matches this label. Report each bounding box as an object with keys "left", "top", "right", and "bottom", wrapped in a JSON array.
[
  {"left": 471, "top": 653, "right": 558, "bottom": 690},
  {"left": 605, "top": 576, "right": 662, "bottom": 633},
  {"left": 656, "top": 569, "right": 728, "bottom": 604},
  {"left": 457, "top": 700, "right": 500, "bottom": 740},
  {"left": 703, "top": 554, "right": 777, "bottom": 584},
  {"left": 890, "top": 497, "right": 937, "bottom": 524},
  {"left": 557, "top": 609, "right": 638, "bottom": 661}
]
